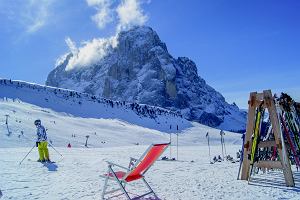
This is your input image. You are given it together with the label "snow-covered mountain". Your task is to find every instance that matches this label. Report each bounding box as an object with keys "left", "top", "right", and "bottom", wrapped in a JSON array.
[
  {"left": 0, "top": 78, "right": 242, "bottom": 148},
  {"left": 0, "top": 79, "right": 189, "bottom": 135},
  {"left": 46, "top": 26, "right": 246, "bottom": 132}
]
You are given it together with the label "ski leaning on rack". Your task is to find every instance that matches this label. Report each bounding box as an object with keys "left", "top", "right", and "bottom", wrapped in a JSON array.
[
  {"left": 280, "top": 114, "right": 300, "bottom": 169},
  {"left": 248, "top": 102, "right": 265, "bottom": 180},
  {"left": 279, "top": 93, "right": 300, "bottom": 149},
  {"left": 278, "top": 93, "right": 300, "bottom": 169},
  {"left": 237, "top": 134, "right": 245, "bottom": 179},
  {"left": 279, "top": 94, "right": 299, "bottom": 146},
  {"left": 285, "top": 112, "right": 300, "bottom": 150}
]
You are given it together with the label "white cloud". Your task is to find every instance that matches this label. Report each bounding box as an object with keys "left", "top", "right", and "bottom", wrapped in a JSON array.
[
  {"left": 0, "top": 0, "right": 55, "bottom": 34},
  {"left": 65, "top": 36, "right": 118, "bottom": 71},
  {"left": 65, "top": 37, "right": 78, "bottom": 55},
  {"left": 86, "top": 0, "right": 149, "bottom": 31},
  {"left": 63, "top": 0, "right": 149, "bottom": 71},
  {"left": 62, "top": 0, "right": 149, "bottom": 71},
  {"left": 116, "top": 0, "right": 148, "bottom": 31},
  {"left": 26, "top": 19, "right": 45, "bottom": 33},
  {"left": 23, "top": 0, "right": 54, "bottom": 33},
  {"left": 86, "top": 0, "right": 114, "bottom": 29},
  {"left": 86, "top": 0, "right": 107, "bottom": 7}
]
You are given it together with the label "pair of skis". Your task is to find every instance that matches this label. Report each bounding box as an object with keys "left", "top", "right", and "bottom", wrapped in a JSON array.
[
  {"left": 278, "top": 93, "right": 300, "bottom": 169},
  {"left": 284, "top": 112, "right": 300, "bottom": 150},
  {"left": 248, "top": 102, "right": 265, "bottom": 180},
  {"left": 280, "top": 114, "right": 300, "bottom": 169}
]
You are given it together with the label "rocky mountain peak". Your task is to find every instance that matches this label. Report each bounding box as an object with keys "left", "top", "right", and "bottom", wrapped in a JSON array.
[
  {"left": 118, "top": 26, "right": 166, "bottom": 50},
  {"left": 46, "top": 26, "right": 246, "bottom": 132}
]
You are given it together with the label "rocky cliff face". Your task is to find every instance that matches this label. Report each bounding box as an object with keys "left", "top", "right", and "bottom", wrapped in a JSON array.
[{"left": 46, "top": 26, "right": 246, "bottom": 131}]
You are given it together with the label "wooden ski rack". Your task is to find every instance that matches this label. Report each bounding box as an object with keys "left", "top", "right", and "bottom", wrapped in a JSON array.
[{"left": 240, "top": 90, "right": 295, "bottom": 187}]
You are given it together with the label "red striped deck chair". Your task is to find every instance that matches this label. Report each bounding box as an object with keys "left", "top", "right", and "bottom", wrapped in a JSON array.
[{"left": 101, "top": 143, "right": 170, "bottom": 200}]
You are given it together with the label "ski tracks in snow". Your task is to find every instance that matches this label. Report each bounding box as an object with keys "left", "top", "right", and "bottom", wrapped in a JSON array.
[{"left": 0, "top": 146, "right": 300, "bottom": 200}]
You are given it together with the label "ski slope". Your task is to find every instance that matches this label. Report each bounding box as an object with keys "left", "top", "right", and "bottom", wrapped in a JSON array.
[
  {"left": 1, "top": 99, "right": 299, "bottom": 200},
  {"left": 1, "top": 146, "right": 299, "bottom": 200},
  {"left": 0, "top": 79, "right": 241, "bottom": 148},
  {"left": 0, "top": 98, "right": 241, "bottom": 148},
  {"left": 1, "top": 79, "right": 299, "bottom": 199},
  {"left": 0, "top": 79, "right": 190, "bottom": 135}
]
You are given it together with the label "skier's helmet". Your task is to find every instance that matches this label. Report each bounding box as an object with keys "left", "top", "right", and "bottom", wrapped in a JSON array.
[{"left": 34, "top": 119, "right": 41, "bottom": 126}]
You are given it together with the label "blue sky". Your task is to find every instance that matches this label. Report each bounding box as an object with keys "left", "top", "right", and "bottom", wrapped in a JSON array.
[{"left": 0, "top": 0, "right": 299, "bottom": 109}]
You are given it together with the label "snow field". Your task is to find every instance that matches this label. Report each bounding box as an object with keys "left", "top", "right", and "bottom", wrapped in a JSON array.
[
  {"left": 0, "top": 86, "right": 299, "bottom": 199},
  {"left": 0, "top": 146, "right": 300, "bottom": 200},
  {"left": 0, "top": 99, "right": 240, "bottom": 148}
]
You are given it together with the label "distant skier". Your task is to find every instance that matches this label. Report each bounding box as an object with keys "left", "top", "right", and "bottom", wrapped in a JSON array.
[{"left": 34, "top": 119, "right": 50, "bottom": 162}]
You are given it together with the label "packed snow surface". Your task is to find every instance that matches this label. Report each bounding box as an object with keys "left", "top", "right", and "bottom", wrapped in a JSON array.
[
  {"left": 0, "top": 146, "right": 300, "bottom": 200},
  {"left": 0, "top": 80, "right": 299, "bottom": 199},
  {"left": 0, "top": 100, "right": 299, "bottom": 199}
]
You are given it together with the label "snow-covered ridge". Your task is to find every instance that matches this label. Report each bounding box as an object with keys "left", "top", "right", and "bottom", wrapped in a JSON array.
[
  {"left": 0, "top": 98, "right": 241, "bottom": 148},
  {"left": 0, "top": 78, "right": 242, "bottom": 148},
  {"left": 0, "top": 78, "right": 191, "bottom": 133}
]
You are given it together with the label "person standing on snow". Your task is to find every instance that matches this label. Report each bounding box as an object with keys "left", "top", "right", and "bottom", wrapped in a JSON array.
[{"left": 34, "top": 119, "right": 50, "bottom": 162}]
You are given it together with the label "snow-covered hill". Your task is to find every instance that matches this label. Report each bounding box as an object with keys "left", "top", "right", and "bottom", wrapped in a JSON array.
[
  {"left": 46, "top": 26, "right": 247, "bottom": 132},
  {"left": 0, "top": 79, "right": 190, "bottom": 133},
  {"left": 1, "top": 79, "right": 299, "bottom": 200},
  {"left": 0, "top": 78, "right": 241, "bottom": 148}
]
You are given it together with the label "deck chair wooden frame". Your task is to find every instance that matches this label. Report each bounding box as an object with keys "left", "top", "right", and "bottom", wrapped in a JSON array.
[{"left": 101, "top": 143, "right": 170, "bottom": 200}]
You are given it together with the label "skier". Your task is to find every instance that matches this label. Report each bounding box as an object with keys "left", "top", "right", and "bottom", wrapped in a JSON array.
[{"left": 34, "top": 119, "right": 50, "bottom": 162}]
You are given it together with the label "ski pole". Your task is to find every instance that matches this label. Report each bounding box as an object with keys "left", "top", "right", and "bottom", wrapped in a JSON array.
[
  {"left": 48, "top": 143, "right": 63, "bottom": 157},
  {"left": 237, "top": 134, "right": 245, "bottom": 180},
  {"left": 206, "top": 132, "right": 212, "bottom": 163},
  {"left": 177, "top": 125, "right": 179, "bottom": 161},
  {"left": 169, "top": 133, "right": 172, "bottom": 159},
  {"left": 220, "top": 131, "right": 224, "bottom": 160},
  {"left": 19, "top": 144, "right": 36, "bottom": 165},
  {"left": 223, "top": 133, "right": 227, "bottom": 157},
  {"left": 176, "top": 133, "right": 178, "bottom": 161}
]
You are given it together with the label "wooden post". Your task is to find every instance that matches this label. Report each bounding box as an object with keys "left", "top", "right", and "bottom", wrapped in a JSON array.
[
  {"left": 264, "top": 90, "right": 294, "bottom": 187},
  {"left": 241, "top": 92, "right": 257, "bottom": 180}
]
